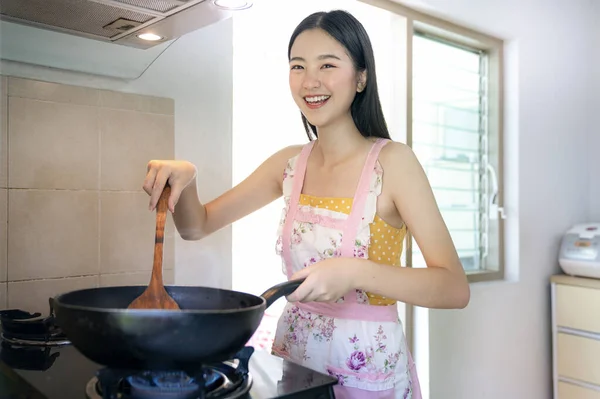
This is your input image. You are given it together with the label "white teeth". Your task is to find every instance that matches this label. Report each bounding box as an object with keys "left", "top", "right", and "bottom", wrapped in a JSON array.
[{"left": 305, "top": 95, "right": 330, "bottom": 103}]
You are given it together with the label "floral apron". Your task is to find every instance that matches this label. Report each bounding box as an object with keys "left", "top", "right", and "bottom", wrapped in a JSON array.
[{"left": 272, "top": 138, "right": 422, "bottom": 398}]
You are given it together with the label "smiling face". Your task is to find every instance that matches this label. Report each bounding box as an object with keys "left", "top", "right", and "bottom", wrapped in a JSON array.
[{"left": 288, "top": 28, "right": 366, "bottom": 130}]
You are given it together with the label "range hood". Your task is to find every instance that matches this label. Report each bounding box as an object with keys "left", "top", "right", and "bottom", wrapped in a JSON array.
[
  {"left": 0, "top": 0, "right": 251, "bottom": 80},
  {"left": 0, "top": 0, "right": 251, "bottom": 49}
]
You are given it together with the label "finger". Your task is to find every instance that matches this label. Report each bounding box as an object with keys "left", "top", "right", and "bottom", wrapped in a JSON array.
[
  {"left": 149, "top": 169, "right": 170, "bottom": 211},
  {"left": 291, "top": 267, "right": 311, "bottom": 280},
  {"left": 300, "top": 289, "right": 318, "bottom": 303},
  {"left": 167, "top": 182, "right": 183, "bottom": 214},
  {"left": 286, "top": 281, "right": 312, "bottom": 303},
  {"left": 147, "top": 160, "right": 156, "bottom": 172},
  {"left": 143, "top": 164, "right": 159, "bottom": 196}
]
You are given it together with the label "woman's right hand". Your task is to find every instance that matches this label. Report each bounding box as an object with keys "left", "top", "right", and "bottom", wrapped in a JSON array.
[{"left": 143, "top": 160, "right": 198, "bottom": 213}]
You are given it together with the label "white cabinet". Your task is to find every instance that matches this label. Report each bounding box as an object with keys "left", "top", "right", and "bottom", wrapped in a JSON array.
[{"left": 551, "top": 275, "right": 600, "bottom": 398}]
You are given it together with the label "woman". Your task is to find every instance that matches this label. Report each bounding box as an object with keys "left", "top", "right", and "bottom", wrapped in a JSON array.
[{"left": 143, "top": 10, "right": 469, "bottom": 399}]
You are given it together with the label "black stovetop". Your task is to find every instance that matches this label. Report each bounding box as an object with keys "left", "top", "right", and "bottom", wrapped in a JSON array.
[{"left": 0, "top": 308, "right": 337, "bottom": 399}]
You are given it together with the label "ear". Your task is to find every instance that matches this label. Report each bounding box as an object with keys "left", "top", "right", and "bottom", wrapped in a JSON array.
[{"left": 357, "top": 70, "right": 367, "bottom": 93}]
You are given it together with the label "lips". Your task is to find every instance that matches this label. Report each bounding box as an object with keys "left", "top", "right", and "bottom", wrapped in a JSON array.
[{"left": 304, "top": 95, "right": 330, "bottom": 109}]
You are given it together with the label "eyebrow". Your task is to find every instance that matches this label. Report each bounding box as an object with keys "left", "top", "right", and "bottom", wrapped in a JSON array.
[{"left": 289, "top": 54, "right": 342, "bottom": 62}]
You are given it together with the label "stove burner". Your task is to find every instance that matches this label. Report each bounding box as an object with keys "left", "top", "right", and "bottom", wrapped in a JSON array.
[
  {"left": 0, "top": 298, "right": 69, "bottom": 347},
  {"left": 127, "top": 370, "right": 222, "bottom": 399},
  {"left": 87, "top": 347, "right": 254, "bottom": 399}
]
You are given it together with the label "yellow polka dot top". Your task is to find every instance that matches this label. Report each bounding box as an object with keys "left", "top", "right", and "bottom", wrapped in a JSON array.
[{"left": 299, "top": 194, "right": 407, "bottom": 306}]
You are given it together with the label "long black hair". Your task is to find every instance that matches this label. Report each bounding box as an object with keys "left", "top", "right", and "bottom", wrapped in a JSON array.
[{"left": 288, "top": 10, "right": 391, "bottom": 141}]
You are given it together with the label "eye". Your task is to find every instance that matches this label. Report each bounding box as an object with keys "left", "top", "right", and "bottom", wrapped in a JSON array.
[
  {"left": 322, "top": 64, "right": 335, "bottom": 69},
  {"left": 290, "top": 65, "right": 304, "bottom": 70}
]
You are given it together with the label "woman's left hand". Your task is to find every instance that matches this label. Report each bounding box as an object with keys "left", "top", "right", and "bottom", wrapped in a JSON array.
[{"left": 286, "top": 258, "right": 359, "bottom": 303}]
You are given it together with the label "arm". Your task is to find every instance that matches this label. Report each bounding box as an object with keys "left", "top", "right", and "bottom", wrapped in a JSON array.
[
  {"left": 151, "top": 145, "right": 302, "bottom": 241},
  {"left": 350, "top": 142, "right": 470, "bottom": 309}
]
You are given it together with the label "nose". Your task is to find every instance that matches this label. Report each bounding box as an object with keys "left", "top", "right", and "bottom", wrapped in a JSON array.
[{"left": 302, "top": 70, "right": 321, "bottom": 90}]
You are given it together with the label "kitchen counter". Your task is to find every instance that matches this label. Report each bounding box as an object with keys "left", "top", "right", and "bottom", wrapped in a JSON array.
[{"left": 550, "top": 273, "right": 600, "bottom": 290}]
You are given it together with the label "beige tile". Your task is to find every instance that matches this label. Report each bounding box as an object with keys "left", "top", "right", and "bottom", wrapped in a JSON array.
[
  {"left": 1, "top": 76, "right": 7, "bottom": 188},
  {"left": 100, "top": 269, "right": 175, "bottom": 287},
  {"left": 99, "top": 90, "right": 174, "bottom": 115},
  {"left": 8, "top": 276, "right": 98, "bottom": 314},
  {"left": 8, "top": 190, "right": 99, "bottom": 281},
  {"left": 0, "top": 189, "right": 6, "bottom": 282},
  {"left": 100, "top": 191, "right": 174, "bottom": 273},
  {"left": 8, "top": 77, "right": 99, "bottom": 106},
  {"left": 100, "top": 108, "right": 174, "bottom": 191},
  {"left": 0, "top": 282, "right": 6, "bottom": 309},
  {"left": 8, "top": 97, "right": 99, "bottom": 189}
]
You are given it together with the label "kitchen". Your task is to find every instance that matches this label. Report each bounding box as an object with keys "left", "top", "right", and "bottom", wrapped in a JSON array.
[{"left": 0, "top": 0, "right": 599, "bottom": 398}]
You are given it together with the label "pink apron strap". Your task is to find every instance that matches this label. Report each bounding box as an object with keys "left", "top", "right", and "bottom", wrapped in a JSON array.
[
  {"left": 340, "top": 138, "right": 390, "bottom": 303},
  {"left": 282, "top": 141, "right": 316, "bottom": 278}
]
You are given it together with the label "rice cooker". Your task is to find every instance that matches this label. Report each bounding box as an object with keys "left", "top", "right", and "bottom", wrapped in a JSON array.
[{"left": 559, "top": 223, "right": 600, "bottom": 279}]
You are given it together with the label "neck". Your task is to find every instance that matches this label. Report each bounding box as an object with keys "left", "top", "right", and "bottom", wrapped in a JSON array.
[{"left": 313, "top": 114, "right": 369, "bottom": 166}]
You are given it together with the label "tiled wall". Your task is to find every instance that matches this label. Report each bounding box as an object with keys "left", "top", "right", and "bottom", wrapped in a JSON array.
[{"left": 0, "top": 76, "right": 175, "bottom": 314}]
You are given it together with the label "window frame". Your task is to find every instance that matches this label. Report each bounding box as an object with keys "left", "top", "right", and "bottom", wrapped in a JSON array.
[{"left": 359, "top": 0, "right": 505, "bottom": 284}]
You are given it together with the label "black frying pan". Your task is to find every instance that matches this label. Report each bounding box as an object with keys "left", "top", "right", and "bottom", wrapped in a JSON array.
[{"left": 51, "top": 280, "right": 302, "bottom": 371}]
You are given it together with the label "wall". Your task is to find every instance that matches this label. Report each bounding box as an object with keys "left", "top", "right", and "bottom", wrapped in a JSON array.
[
  {"left": 394, "top": 0, "right": 596, "bottom": 398},
  {"left": 0, "top": 77, "right": 175, "bottom": 313},
  {"left": 0, "top": 18, "right": 234, "bottom": 291}
]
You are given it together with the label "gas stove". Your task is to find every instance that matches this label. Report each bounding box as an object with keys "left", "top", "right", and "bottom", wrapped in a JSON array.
[{"left": 0, "top": 304, "right": 337, "bottom": 399}]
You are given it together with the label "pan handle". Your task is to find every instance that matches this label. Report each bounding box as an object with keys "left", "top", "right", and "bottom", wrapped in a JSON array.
[{"left": 260, "top": 279, "right": 305, "bottom": 309}]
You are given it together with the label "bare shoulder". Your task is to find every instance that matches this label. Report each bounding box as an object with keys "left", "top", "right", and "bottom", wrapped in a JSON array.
[
  {"left": 267, "top": 144, "right": 304, "bottom": 172},
  {"left": 265, "top": 144, "right": 305, "bottom": 188},
  {"left": 378, "top": 140, "right": 422, "bottom": 176},
  {"left": 377, "top": 140, "right": 432, "bottom": 205},
  {"left": 272, "top": 144, "right": 304, "bottom": 164}
]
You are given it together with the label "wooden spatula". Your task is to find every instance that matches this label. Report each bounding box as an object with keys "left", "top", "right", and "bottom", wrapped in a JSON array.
[{"left": 128, "top": 183, "right": 180, "bottom": 310}]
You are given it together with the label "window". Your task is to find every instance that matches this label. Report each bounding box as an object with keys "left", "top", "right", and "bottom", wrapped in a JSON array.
[{"left": 407, "top": 24, "right": 504, "bottom": 282}]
